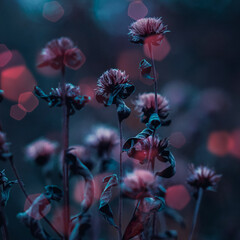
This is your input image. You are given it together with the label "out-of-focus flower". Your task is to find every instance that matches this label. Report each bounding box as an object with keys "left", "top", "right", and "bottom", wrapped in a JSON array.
[
  {"left": 86, "top": 126, "right": 119, "bottom": 157},
  {"left": 187, "top": 164, "right": 222, "bottom": 191},
  {"left": 25, "top": 139, "right": 58, "bottom": 166},
  {"left": 122, "top": 169, "right": 155, "bottom": 199},
  {"left": 37, "top": 37, "right": 85, "bottom": 70},
  {"left": 0, "top": 131, "right": 10, "bottom": 161},
  {"left": 134, "top": 93, "right": 169, "bottom": 124},
  {"left": 68, "top": 146, "right": 93, "bottom": 171},
  {"left": 95, "top": 69, "right": 135, "bottom": 106},
  {"left": 35, "top": 83, "right": 91, "bottom": 115},
  {"left": 128, "top": 17, "right": 169, "bottom": 45}
]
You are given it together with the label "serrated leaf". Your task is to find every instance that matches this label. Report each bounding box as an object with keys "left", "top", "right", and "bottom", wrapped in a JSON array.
[{"left": 99, "top": 174, "right": 119, "bottom": 229}]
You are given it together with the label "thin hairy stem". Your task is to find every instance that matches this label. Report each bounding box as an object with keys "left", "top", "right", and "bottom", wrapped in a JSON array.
[
  {"left": 118, "top": 118, "right": 123, "bottom": 240},
  {"left": 188, "top": 188, "right": 204, "bottom": 240},
  {"left": 60, "top": 66, "right": 70, "bottom": 240},
  {"left": 8, "top": 156, "right": 63, "bottom": 238}
]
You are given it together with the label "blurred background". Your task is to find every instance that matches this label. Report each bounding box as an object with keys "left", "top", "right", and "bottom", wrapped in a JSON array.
[{"left": 0, "top": 0, "right": 240, "bottom": 239}]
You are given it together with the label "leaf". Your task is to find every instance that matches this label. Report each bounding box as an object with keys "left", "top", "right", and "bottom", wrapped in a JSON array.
[
  {"left": 116, "top": 97, "right": 131, "bottom": 122},
  {"left": 123, "top": 197, "right": 165, "bottom": 240},
  {"left": 1, "top": 180, "right": 18, "bottom": 206},
  {"left": 139, "top": 59, "right": 153, "bottom": 80},
  {"left": 17, "top": 213, "right": 52, "bottom": 240},
  {"left": 69, "top": 214, "right": 91, "bottom": 240},
  {"left": 34, "top": 86, "right": 50, "bottom": 103},
  {"left": 155, "top": 151, "right": 176, "bottom": 178},
  {"left": 123, "top": 128, "right": 153, "bottom": 152},
  {"left": 66, "top": 152, "right": 94, "bottom": 215},
  {"left": 147, "top": 113, "right": 161, "bottom": 130},
  {"left": 17, "top": 185, "right": 62, "bottom": 239},
  {"left": 164, "top": 207, "right": 185, "bottom": 228},
  {"left": 99, "top": 174, "right": 119, "bottom": 229},
  {"left": 152, "top": 230, "right": 178, "bottom": 239}
]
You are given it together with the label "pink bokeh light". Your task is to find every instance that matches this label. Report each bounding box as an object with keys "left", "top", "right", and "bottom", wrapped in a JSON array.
[
  {"left": 165, "top": 185, "right": 190, "bottom": 210},
  {"left": 169, "top": 132, "right": 186, "bottom": 149},
  {"left": 0, "top": 44, "right": 12, "bottom": 67},
  {"left": 128, "top": 1, "right": 148, "bottom": 20},
  {"left": 0, "top": 65, "right": 36, "bottom": 101},
  {"left": 229, "top": 129, "right": 240, "bottom": 159},
  {"left": 18, "top": 92, "right": 39, "bottom": 112},
  {"left": 10, "top": 104, "right": 26, "bottom": 121},
  {"left": 144, "top": 37, "right": 171, "bottom": 61},
  {"left": 207, "top": 131, "right": 232, "bottom": 157},
  {"left": 43, "top": 1, "right": 64, "bottom": 23}
]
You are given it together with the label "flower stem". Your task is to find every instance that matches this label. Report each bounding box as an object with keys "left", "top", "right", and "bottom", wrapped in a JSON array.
[
  {"left": 118, "top": 118, "right": 123, "bottom": 240},
  {"left": 8, "top": 156, "right": 63, "bottom": 238},
  {"left": 188, "top": 188, "right": 204, "bottom": 240},
  {"left": 0, "top": 206, "right": 9, "bottom": 240},
  {"left": 61, "top": 66, "right": 70, "bottom": 240}
]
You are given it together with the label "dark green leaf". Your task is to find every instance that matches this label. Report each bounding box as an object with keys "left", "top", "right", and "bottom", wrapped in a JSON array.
[{"left": 99, "top": 174, "right": 119, "bottom": 229}]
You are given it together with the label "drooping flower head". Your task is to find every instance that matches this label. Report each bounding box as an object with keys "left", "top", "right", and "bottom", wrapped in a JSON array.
[
  {"left": 187, "top": 164, "right": 222, "bottom": 191},
  {"left": 96, "top": 69, "right": 135, "bottom": 106},
  {"left": 122, "top": 169, "right": 155, "bottom": 199},
  {"left": 134, "top": 93, "right": 169, "bottom": 124},
  {"left": 38, "top": 37, "right": 85, "bottom": 70},
  {"left": 25, "top": 138, "right": 58, "bottom": 166},
  {"left": 128, "top": 17, "right": 169, "bottom": 45},
  {"left": 86, "top": 126, "right": 119, "bottom": 157},
  {"left": 35, "top": 83, "right": 91, "bottom": 115}
]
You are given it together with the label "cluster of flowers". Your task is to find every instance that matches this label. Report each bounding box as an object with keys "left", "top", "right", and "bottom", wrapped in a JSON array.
[{"left": 0, "top": 16, "right": 222, "bottom": 240}]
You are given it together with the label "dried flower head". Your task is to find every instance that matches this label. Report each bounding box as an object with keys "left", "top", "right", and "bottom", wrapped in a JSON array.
[
  {"left": 187, "top": 164, "right": 222, "bottom": 191},
  {"left": 25, "top": 139, "right": 58, "bottom": 166},
  {"left": 86, "top": 126, "right": 119, "bottom": 157},
  {"left": 122, "top": 169, "right": 155, "bottom": 199},
  {"left": 128, "top": 17, "right": 169, "bottom": 45},
  {"left": 35, "top": 83, "right": 91, "bottom": 115},
  {"left": 134, "top": 93, "right": 169, "bottom": 124},
  {"left": 96, "top": 69, "right": 135, "bottom": 106},
  {"left": 38, "top": 37, "right": 85, "bottom": 70}
]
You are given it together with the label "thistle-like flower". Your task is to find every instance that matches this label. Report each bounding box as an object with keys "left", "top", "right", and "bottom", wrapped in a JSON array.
[
  {"left": 134, "top": 93, "right": 169, "bottom": 124},
  {"left": 86, "top": 126, "right": 119, "bottom": 157},
  {"left": 25, "top": 138, "right": 58, "bottom": 166},
  {"left": 128, "top": 17, "right": 169, "bottom": 45},
  {"left": 96, "top": 69, "right": 135, "bottom": 106},
  {"left": 187, "top": 164, "right": 222, "bottom": 191},
  {"left": 35, "top": 83, "right": 91, "bottom": 115},
  {"left": 122, "top": 169, "right": 155, "bottom": 199},
  {"left": 38, "top": 37, "right": 85, "bottom": 70}
]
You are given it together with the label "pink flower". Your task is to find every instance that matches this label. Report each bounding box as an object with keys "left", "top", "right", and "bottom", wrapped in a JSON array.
[
  {"left": 38, "top": 37, "right": 85, "bottom": 70},
  {"left": 96, "top": 69, "right": 134, "bottom": 106},
  {"left": 86, "top": 126, "right": 119, "bottom": 157},
  {"left": 128, "top": 17, "right": 169, "bottom": 45},
  {"left": 187, "top": 164, "right": 222, "bottom": 191},
  {"left": 25, "top": 139, "right": 58, "bottom": 166},
  {"left": 122, "top": 169, "right": 155, "bottom": 199},
  {"left": 134, "top": 93, "right": 169, "bottom": 124}
]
